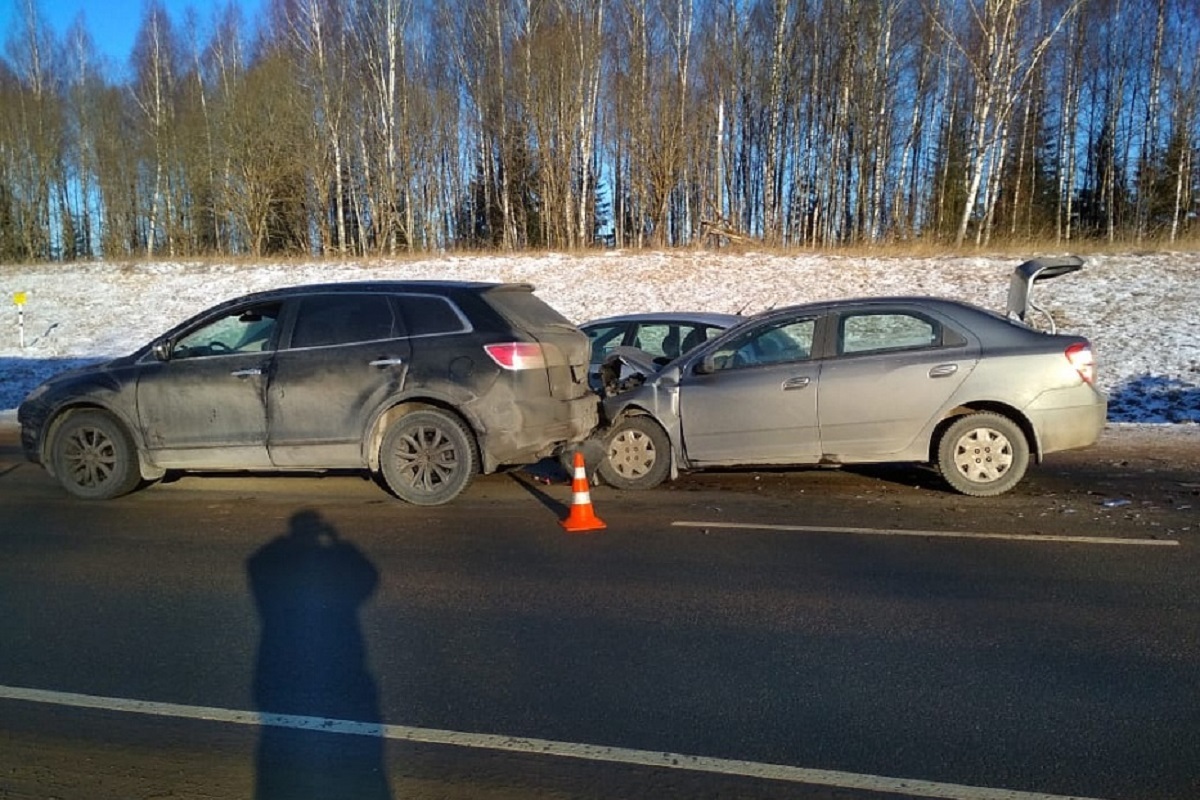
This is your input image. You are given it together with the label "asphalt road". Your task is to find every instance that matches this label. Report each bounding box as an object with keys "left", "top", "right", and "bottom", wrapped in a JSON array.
[{"left": 1, "top": 425, "right": 1198, "bottom": 800}]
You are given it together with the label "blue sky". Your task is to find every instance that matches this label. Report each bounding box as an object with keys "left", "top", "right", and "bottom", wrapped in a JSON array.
[{"left": 1, "top": 0, "right": 263, "bottom": 76}]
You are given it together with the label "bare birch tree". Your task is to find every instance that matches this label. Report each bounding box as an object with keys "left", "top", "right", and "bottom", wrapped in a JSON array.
[
  {"left": 225, "top": 52, "right": 310, "bottom": 256},
  {"left": 1134, "top": 0, "right": 1167, "bottom": 242},
  {"left": 62, "top": 14, "right": 102, "bottom": 259},
  {"left": 5, "top": 0, "right": 59, "bottom": 260},
  {"left": 3, "top": 0, "right": 1200, "bottom": 259},
  {"left": 931, "top": 0, "right": 1084, "bottom": 247},
  {"left": 131, "top": 1, "right": 180, "bottom": 257},
  {"left": 272, "top": 0, "right": 353, "bottom": 255},
  {"left": 1165, "top": 1, "right": 1199, "bottom": 242}
]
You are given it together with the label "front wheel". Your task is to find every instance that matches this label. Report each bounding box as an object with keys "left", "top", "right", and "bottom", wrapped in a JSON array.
[
  {"left": 597, "top": 416, "right": 671, "bottom": 490},
  {"left": 50, "top": 410, "right": 141, "bottom": 500},
  {"left": 379, "top": 410, "right": 477, "bottom": 506},
  {"left": 937, "top": 412, "right": 1029, "bottom": 497}
]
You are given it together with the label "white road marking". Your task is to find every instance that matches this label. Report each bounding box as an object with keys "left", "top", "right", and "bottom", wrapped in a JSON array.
[
  {"left": 1, "top": 683, "right": 1105, "bottom": 800},
  {"left": 673, "top": 520, "right": 1179, "bottom": 546}
]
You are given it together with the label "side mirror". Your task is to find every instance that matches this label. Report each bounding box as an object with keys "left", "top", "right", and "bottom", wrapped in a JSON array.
[
  {"left": 153, "top": 341, "right": 173, "bottom": 362},
  {"left": 693, "top": 354, "right": 715, "bottom": 375}
]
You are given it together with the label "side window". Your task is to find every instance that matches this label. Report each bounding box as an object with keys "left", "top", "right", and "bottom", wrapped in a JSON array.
[
  {"left": 631, "top": 323, "right": 728, "bottom": 362},
  {"left": 711, "top": 318, "right": 816, "bottom": 371},
  {"left": 585, "top": 323, "right": 628, "bottom": 363},
  {"left": 680, "top": 325, "right": 719, "bottom": 353},
  {"left": 395, "top": 294, "right": 469, "bottom": 337},
  {"left": 173, "top": 302, "right": 281, "bottom": 359},
  {"left": 290, "top": 295, "right": 396, "bottom": 349},
  {"left": 840, "top": 313, "right": 937, "bottom": 355},
  {"left": 631, "top": 324, "right": 675, "bottom": 360}
]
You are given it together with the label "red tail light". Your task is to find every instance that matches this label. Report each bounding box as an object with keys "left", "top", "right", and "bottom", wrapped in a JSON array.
[
  {"left": 1065, "top": 342, "right": 1096, "bottom": 385},
  {"left": 484, "top": 342, "right": 547, "bottom": 370}
]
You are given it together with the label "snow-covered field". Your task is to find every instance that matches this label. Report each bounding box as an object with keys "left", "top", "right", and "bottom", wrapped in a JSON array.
[{"left": 1, "top": 250, "right": 1198, "bottom": 426}]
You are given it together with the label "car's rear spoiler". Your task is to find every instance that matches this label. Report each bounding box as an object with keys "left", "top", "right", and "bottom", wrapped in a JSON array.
[{"left": 1006, "top": 256, "right": 1083, "bottom": 333}]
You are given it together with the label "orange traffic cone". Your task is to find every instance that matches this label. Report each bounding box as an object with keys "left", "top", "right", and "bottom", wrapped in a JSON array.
[{"left": 560, "top": 451, "right": 607, "bottom": 532}]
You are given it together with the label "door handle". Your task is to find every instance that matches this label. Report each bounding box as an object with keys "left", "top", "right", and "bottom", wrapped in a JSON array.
[
  {"left": 782, "top": 376, "right": 811, "bottom": 390},
  {"left": 928, "top": 364, "right": 959, "bottom": 378},
  {"left": 230, "top": 367, "right": 262, "bottom": 378},
  {"left": 369, "top": 358, "right": 405, "bottom": 368}
]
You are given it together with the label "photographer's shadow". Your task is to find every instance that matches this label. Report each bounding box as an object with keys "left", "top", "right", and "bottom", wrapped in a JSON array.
[{"left": 247, "top": 510, "right": 391, "bottom": 800}]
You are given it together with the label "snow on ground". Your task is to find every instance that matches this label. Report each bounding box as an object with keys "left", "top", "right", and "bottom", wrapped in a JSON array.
[{"left": 1, "top": 250, "right": 1198, "bottom": 426}]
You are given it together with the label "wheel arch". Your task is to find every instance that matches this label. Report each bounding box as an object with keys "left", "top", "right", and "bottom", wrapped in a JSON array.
[
  {"left": 365, "top": 398, "right": 481, "bottom": 473},
  {"left": 930, "top": 402, "right": 1040, "bottom": 465},
  {"left": 41, "top": 401, "right": 161, "bottom": 481}
]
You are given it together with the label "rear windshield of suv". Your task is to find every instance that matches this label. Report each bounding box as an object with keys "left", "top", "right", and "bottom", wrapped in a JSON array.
[{"left": 485, "top": 288, "right": 576, "bottom": 331}]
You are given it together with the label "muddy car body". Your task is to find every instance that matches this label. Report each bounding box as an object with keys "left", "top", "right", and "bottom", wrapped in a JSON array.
[{"left": 19, "top": 281, "right": 598, "bottom": 505}]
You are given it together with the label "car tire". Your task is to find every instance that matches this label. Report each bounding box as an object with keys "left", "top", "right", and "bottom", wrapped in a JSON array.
[
  {"left": 379, "top": 410, "right": 477, "bottom": 506},
  {"left": 937, "top": 412, "right": 1029, "bottom": 497},
  {"left": 50, "top": 410, "right": 142, "bottom": 500},
  {"left": 598, "top": 415, "right": 671, "bottom": 490}
]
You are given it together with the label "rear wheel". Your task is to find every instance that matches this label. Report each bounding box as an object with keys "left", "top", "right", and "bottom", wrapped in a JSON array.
[
  {"left": 50, "top": 410, "right": 141, "bottom": 500},
  {"left": 937, "top": 412, "right": 1029, "bottom": 497},
  {"left": 597, "top": 415, "right": 671, "bottom": 490},
  {"left": 379, "top": 410, "right": 477, "bottom": 506}
]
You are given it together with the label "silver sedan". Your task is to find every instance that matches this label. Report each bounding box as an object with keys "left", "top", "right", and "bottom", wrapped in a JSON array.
[{"left": 593, "top": 257, "right": 1107, "bottom": 497}]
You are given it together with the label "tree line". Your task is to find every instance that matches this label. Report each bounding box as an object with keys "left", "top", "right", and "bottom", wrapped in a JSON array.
[{"left": 1, "top": 0, "right": 1197, "bottom": 262}]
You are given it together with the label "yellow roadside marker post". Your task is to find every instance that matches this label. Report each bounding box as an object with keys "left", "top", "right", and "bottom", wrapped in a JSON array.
[{"left": 14, "top": 292, "right": 26, "bottom": 349}]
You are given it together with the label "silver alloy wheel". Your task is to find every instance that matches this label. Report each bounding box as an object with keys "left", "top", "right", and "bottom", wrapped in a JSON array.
[{"left": 950, "top": 425, "right": 1014, "bottom": 484}]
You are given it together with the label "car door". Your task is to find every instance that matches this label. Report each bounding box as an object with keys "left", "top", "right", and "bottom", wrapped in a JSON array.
[
  {"left": 678, "top": 315, "right": 821, "bottom": 465},
  {"left": 135, "top": 300, "right": 282, "bottom": 468},
  {"left": 266, "top": 292, "right": 411, "bottom": 467},
  {"left": 817, "top": 307, "right": 979, "bottom": 458}
]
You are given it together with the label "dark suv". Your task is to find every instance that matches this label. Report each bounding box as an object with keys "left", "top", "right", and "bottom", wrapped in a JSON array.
[{"left": 19, "top": 281, "right": 598, "bottom": 505}]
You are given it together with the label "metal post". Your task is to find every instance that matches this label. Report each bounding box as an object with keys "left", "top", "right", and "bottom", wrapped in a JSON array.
[{"left": 14, "top": 292, "right": 26, "bottom": 349}]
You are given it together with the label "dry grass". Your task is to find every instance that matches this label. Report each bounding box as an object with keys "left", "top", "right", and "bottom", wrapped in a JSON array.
[
  {"left": 6, "top": 234, "right": 1200, "bottom": 273},
  {"left": 700, "top": 234, "right": 1200, "bottom": 260}
]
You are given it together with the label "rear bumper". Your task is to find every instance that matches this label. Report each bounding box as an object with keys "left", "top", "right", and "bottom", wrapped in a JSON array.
[
  {"left": 476, "top": 393, "right": 600, "bottom": 471},
  {"left": 1027, "top": 385, "right": 1108, "bottom": 456}
]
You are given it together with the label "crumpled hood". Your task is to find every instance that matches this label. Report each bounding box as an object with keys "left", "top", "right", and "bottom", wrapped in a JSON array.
[{"left": 604, "top": 346, "right": 662, "bottom": 375}]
